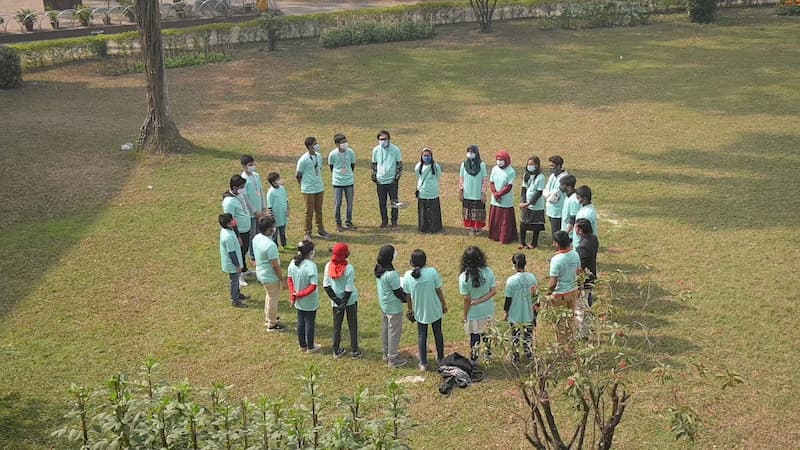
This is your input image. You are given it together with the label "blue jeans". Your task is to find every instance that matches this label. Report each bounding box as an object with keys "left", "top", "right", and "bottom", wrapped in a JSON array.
[
  {"left": 271, "top": 225, "right": 287, "bottom": 247},
  {"left": 297, "top": 309, "right": 317, "bottom": 349},
  {"left": 333, "top": 185, "right": 354, "bottom": 226},
  {"left": 228, "top": 272, "right": 240, "bottom": 303},
  {"left": 417, "top": 319, "right": 444, "bottom": 366}
]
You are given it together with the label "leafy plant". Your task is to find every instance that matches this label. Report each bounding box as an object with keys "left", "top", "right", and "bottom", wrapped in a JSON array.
[
  {"left": 75, "top": 5, "right": 93, "bottom": 27},
  {"left": 320, "top": 21, "right": 435, "bottom": 49},
  {"left": 685, "top": 0, "right": 717, "bottom": 23},
  {"left": 15, "top": 9, "right": 37, "bottom": 32},
  {"left": 0, "top": 45, "right": 23, "bottom": 89}
]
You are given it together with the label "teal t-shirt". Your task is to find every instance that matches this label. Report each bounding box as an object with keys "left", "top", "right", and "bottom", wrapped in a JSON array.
[
  {"left": 504, "top": 272, "right": 538, "bottom": 324},
  {"left": 252, "top": 233, "right": 280, "bottom": 284},
  {"left": 526, "top": 173, "right": 545, "bottom": 211},
  {"left": 288, "top": 259, "right": 320, "bottom": 311},
  {"left": 458, "top": 267, "right": 496, "bottom": 321},
  {"left": 222, "top": 195, "right": 251, "bottom": 233},
  {"left": 377, "top": 270, "right": 403, "bottom": 315},
  {"left": 219, "top": 228, "right": 242, "bottom": 274},
  {"left": 372, "top": 144, "right": 402, "bottom": 185},
  {"left": 323, "top": 262, "right": 359, "bottom": 307},
  {"left": 544, "top": 172, "right": 567, "bottom": 217},
  {"left": 490, "top": 166, "right": 516, "bottom": 208},
  {"left": 459, "top": 161, "right": 487, "bottom": 201},
  {"left": 402, "top": 267, "right": 443, "bottom": 325},
  {"left": 266, "top": 186, "right": 288, "bottom": 228},
  {"left": 549, "top": 250, "right": 581, "bottom": 294},
  {"left": 327, "top": 148, "right": 356, "bottom": 187},
  {"left": 243, "top": 170, "right": 265, "bottom": 213},
  {"left": 415, "top": 162, "right": 442, "bottom": 200},
  {"left": 296, "top": 152, "right": 324, "bottom": 194},
  {"left": 561, "top": 193, "right": 580, "bottom": 231},
  {"left": 573, "top": 204, "right": 598, "bottom": 249}
]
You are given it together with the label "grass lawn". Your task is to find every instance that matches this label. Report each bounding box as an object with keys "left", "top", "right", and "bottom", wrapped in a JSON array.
[{"left": 1, "top": 7, "right": 799, "bottom": 449}]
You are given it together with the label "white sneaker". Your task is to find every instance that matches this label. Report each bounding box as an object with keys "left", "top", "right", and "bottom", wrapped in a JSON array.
[
  {"left": 307, "top": 343, "right": 323, "bottom": 354},
  {"left": 239, "top": 277, "right": 249, "bottom": 287},
  {"left": 392, "top": 201, "right": 408, "bottom": 209}
]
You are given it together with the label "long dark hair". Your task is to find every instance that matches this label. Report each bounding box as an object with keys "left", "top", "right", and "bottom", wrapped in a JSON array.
[
  {"left": 293, "top": 240, "right": 315, "bottom": 266},
  {"left": 410, "top": 249, "right": 427, "bottom": 279},
  {"left": 417, "top": 147, "right": 437, "bottom": 176},
  {"left": 460, "top": 246, "right": 486, "bottom": 288},
  {"left": 523, "top": 155, "right": 541, "bottom": 185},
  {"left": 374, "top": 245, "right": 396, "bottom": 278}
]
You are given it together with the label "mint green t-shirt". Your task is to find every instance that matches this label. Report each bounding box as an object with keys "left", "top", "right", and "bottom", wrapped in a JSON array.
[
  {"left": 219, "top": 228, "right": 242, "bottom": 274},
  {"left": 243, "top": 170, "right": 266, "bottom": 213},
  {"left": 549, "top": 250, "right": 581, "bottom": 294},
  {"left": 252, "top": 233, "right": 280, "bottom": 284},
  {"left": 458, "top": 267, "right": 496, "bottom": 321},
  {"left": 296, "top": 152, "right": 324, "bottom": 194},
  {"left": 459, "top": 161, "right": 487, "bottom": 201},
  {"left": 266, "top": 186, "right": 288, "bottom": 228},
  {"left": 544, "top": 172, "right": 568, "bottom": 218},
  {"left": 573, "top": 204, "right": 598, "bottom": 249},
  {"left": 222, "top": 195, "right": 251, "bottom": 233},
  {"left": 323, "top": 262, "right": 359, "bottom": 307},
  {"left": 526, "top": 173, "right": 546, "bottom": 211},
  {"left": 288, "top": 259, "right": 320, "bottom": 311},
  {"left": 504, "top": 272, "right": 538, "bottom": 324},
  {"left": 415, "top": 162, "right": 442, "bottom": 200},
  {"left": 377, "top": 270, "right": 403, "bottom": 315},
  {"left": 372, "top": 144, "right": 402, "bottom": 185},
  {"left": 402, "top": 267, "right": 443, "bottom": 325},
  {"left": 490, "top": 165, "right": 516, "bottom": 208},
  {"left": 561, "top": 193, "right": 580, "bottom": 231},
  {"left": 327, "top": 148, "right": 356, "bottom": 187}
]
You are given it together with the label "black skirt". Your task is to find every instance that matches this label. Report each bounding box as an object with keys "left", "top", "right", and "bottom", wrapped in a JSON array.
[{"left": 418, "top": 197, "right": 443, "bottom": 233}]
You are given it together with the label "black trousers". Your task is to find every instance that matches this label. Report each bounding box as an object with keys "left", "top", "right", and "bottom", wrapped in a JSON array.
[
  {"left": 376, "top": 181, "right": 399, "bottom": 225},
  {"left": 332, "top": 303, "right": 359, "bottom": 352}
]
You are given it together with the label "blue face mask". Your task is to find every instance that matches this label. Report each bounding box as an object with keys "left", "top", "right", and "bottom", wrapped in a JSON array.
[{"left": 422, "top": 155, "right": 432, "bottom": 164}]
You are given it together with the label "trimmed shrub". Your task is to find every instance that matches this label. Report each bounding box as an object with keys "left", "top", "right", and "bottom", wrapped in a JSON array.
[
  {"left": 686, "top": 0, "right": 717, "bottom": 22},
  {"left": 320, "top": 21, "right": 435, "bottom": 49},
  {"left": 0, "top": 46, "right": 23, "bottom": 89}
]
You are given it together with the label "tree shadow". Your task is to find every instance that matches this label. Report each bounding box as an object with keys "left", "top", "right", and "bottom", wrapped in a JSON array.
[{"left": 0, "top": 392, "right": 57, "bottom": 449}]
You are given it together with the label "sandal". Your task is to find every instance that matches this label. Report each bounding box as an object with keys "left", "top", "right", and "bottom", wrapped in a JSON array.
[{"left": 518, "top": 244, "right": 525, "bottom": 249}]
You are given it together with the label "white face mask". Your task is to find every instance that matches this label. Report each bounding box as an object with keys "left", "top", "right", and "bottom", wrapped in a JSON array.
[
  {"left": 392, "top": 250, "right": 397, "bottom": 262},
  {"left": 527, "top": 165, "right": 536, "bottom": 172},
  {"left": 496, "top": 160, "right": 505, "bottom": 168},
  {"left": 247, "top": 164, "right": 256, "bottom": 172},
  {"left": 380, "top": 140, "right": 389, "bottom": 148},
  {"left": 467, "top": 152, "right": 476, "bottom": 160},
  {"left": 309, "top": 250, "right": 316, "bottom": 259},
  {"left": 339, "top": 142, "right": 348, "bottom": 151},
  {"left": 312, "top": 143, "right": 320, "bottom": 152},
  {"left": 276, "top": 179, "right": 284, "bottom": 187}
]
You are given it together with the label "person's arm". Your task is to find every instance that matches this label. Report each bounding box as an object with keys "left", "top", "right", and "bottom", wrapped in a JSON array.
[
  {"left": 329, "top": 164, "right": 334, "bottom": 172},
  {"left": 271, "top": 259, "right": 285, "bottom": 287},
  {"left": 392, "top": 287, "right": 406, "bottom": 301},
  {"left": 436, "top": 287, "right": 448, "bottom": 314},
  {"left": 471, "top": 286, "right": 497, "bottom": 306},
  {"left": 287, "top": 276, "right": 296, "bottom": 303},
  {"left": 323, "top": 285, "right": 338, "bottom": 301},
  {"left": 548, "top": 276, "right": 557, "bottom": 295},
  {"left": 296, "top": 283, "right": 317, "bottom": 298},
  {"left": 497, "top": 183, "right": 513, "bottom": 197},
  {"left": 529, "top": 189, "right": 543, "bottom": 206},
  {"left": 371, "top": 162, "right": 378, "bottom": 183},
  {"left": 295, "top": 171, "right": 303, "bottom": 184},
  {"left": 228, "top": 251, "right": 240, "bottom": 270},
  {"left": 395, "top": 161, "right": 403, "bottom": 181},
  {"left": 462, "top": 295, "right": 471, "bottom": 322}
]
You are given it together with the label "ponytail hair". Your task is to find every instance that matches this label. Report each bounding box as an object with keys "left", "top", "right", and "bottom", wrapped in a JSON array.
[
  {"left": 374, "top": 245, "right": 395, "bottom": 279},
  {"left": 410, "top": 249, "right": 427, "bottom": 279},
  {"left": 512, "top": 253, "right": 527, "bottom": 269},
  {"left": 293, "top": 240, "right": 315, "bottom": 266}
]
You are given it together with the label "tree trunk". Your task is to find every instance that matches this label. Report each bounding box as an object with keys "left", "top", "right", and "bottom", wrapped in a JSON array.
[{"left": 135, "top": 0, "right": 191, "bottom": 153}]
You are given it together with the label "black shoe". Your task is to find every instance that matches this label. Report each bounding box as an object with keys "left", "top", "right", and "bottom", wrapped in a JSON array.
[
  {"left": 232, "top": 301, "right": 247, "bottom": 308},
  {"left": 266, "top": 324, "right": 286, "bottom": 332},
  {"left": 379, "top": 222, "right": 388, "bottom": 229},
  {"left": 238, "top": 294, "right": 251, "bottom": 301}
]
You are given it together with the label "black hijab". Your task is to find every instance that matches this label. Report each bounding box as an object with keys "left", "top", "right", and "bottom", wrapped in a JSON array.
[{"left": 464, "top": 144, "right": 482, "bottom": 177}]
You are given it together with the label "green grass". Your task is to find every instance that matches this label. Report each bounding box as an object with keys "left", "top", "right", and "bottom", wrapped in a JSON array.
[{"left": 1, "top": 7, "right": 799, "bottom": 449}]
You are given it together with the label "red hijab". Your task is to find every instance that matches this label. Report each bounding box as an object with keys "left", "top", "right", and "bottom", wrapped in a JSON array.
[
  {"left": 496, "top": 150, "right": 511, "bottom": 168},
  {"left": 329, "top": 242, "right": 350, "bottom": 279}
]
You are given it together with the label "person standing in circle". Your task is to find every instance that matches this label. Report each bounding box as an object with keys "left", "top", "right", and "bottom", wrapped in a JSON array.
[
  {"left": 543, "top": 155, "right": 568, "bottom": 236},
  {"left": 518, "top": 156, "right": 546, "bottom": 249},
  {"left": 488, "top": 150, "right": 518, "bottom": 244},
  {"left": 296, "top": 137, "right": 330, "bottom": 242},
  {"left": 328, "top": 133, "right": 358, "bottom": 233},
  {"left": 374, "top": 245, "right": 409, "bottom": 368},
  {"left": 402, "top": 249, "right": 448, "bottom": 371},
  {"left": 371, "top": 130, "right": 404, "bottom": 230},
  {"left": 287, "top": 240, "right": 323, "bottom": 353},
  {"left": 460, "top": 144, "right": 488, "bottom": 236},
  {"left": 414, "top": 147, "right": 443, "bottom": 234},
  {"left": 458, "top": 246, "right": 497, "bottom": 366}
]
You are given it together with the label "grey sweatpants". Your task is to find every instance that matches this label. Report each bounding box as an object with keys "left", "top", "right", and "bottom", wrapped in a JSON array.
[{"left": 381, "top": 312, "right": 404, "bottom": 363}]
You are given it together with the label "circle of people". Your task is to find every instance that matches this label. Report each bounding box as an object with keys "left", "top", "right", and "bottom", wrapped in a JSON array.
[{"left": 218, "top": 130, "right": 599, "bottom": 370}]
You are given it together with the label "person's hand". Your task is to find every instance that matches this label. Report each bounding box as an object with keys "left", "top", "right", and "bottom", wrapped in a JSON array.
[
  {"left": 281, "top": 279, "right": 288, "bottom": 289},
  {"left": 503, "top": 311, "right": 509, "bottom": 321},
  {"left": 480, "top": 192, "right": 486, "bottom": 204},
  {"left": 442, "top": 304, "right": 448, "bottom": 314},
  {"left": 290, "top": 293, "right": 297, "bottom": 304},
  {"left": 459, "top": 190, "right": 464, "bottom": 201},
  {"left": 371, "top": 174, "right": 377, "bottom": 183},
  {"left": 238, "top": 237, "right": 243, "bottom": 246},
  {"left": 518, "top": 202, "right": 528, "bottom": 209},
  {"left": 533, "top": 303, "right": 541, "bottom": 313}
]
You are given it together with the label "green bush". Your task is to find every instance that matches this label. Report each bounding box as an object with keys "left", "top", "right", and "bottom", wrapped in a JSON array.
[
  {"left": 540, "top": 0, "right": 654, "bottom": 30},
  {"left": 0, "top": 46, "right": 23, "bottom": 89},
  {"left": 776, "top": 4, "right": 800, "bottom": 15},
  {"left": 686, "top": 0, "right": 717, "bottom": 23},
  {"left": 320, "top": 21, "right": 435, "bottom": 49}
]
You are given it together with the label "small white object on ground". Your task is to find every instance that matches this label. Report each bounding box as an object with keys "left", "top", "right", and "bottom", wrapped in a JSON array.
[
  {"left": 396, "top": 375, "right": 425, "bottom": 384},
  {"left": 147, "top": 185, "right": 153, "bottom": 189},
  {"left": 120, "top": 142, "right": 134, "bottom": 151}
]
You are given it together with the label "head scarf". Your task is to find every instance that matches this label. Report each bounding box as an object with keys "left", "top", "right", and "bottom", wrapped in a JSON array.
[
  {"left": 329, "top": 242, "right": 350, "bottom": 279},
  {"left": 464, "top": 144, "right": 482, "bottom": 177},
  {"left": 496, "top": 150, "right": 511, "bottom": 169}
]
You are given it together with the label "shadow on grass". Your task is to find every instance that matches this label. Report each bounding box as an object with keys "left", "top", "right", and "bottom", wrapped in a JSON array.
[{"left": 0, "top": 392, "right": 58, "bottom": 449}]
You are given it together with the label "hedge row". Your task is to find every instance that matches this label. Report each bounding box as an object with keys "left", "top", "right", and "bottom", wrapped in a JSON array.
[{"left": 320, "top": 21, "right": 435, "bottom": 48}]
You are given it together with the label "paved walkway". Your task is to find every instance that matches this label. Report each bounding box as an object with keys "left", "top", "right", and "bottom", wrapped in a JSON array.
[{"left": 1, "top": 0, "right": 426, "bottom": 34}]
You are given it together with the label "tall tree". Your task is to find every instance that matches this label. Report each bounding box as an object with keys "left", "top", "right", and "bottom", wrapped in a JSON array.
[
  {"left": 135, "top": 0, "right": 190, "bottom": 153},
  {"left": 469, "top": 0, "right": 497, "bottom": 33}
]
